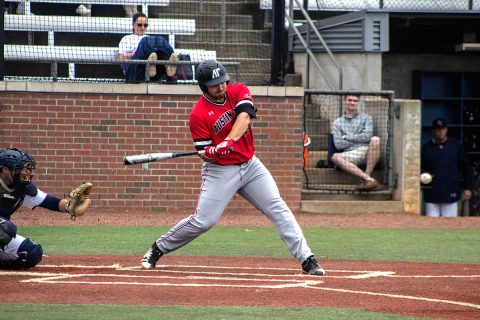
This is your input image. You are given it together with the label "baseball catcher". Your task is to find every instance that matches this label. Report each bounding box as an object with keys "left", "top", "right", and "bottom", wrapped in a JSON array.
[{"left": 0, "top": 147, "right": 93, "bottom": 269}]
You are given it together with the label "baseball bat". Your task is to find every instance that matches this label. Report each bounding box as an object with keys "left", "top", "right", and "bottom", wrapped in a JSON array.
[{"left": 123, "top": 150, "right": 205, "bottom": 165}]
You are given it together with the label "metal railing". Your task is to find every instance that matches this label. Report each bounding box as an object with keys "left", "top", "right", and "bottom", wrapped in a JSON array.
[{"left": 286, "top": 0, "right": 343, "bottom": 90}]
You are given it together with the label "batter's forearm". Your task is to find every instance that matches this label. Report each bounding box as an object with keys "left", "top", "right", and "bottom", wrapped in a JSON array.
[{"left": 228, "top": 112, "right": 251, "bottom": 141}]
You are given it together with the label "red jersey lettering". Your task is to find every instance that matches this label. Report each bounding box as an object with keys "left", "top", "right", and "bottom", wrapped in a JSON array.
[{"left": 190, "top": 83, "right": 255, "bottom": 165}]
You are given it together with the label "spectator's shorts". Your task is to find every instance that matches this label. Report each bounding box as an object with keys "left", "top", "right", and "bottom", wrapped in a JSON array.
[{"left": 341, "top": 145, "right": 369, "bottom": 165}]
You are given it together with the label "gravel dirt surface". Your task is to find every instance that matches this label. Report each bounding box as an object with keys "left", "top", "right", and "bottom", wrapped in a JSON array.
[{"left": 13, "top": 207, "right": 480, "bottom": 228}]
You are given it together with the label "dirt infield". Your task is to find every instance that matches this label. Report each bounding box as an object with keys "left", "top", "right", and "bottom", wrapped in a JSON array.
[
  {"left": 13, "top": 207, "right": 480, "bottom": 228},
  {"left": 1, "top": 254, "right": 479, "bottom": 319},
  {"left": 5, "top": 208, "right": 480, "bottom": 318}
]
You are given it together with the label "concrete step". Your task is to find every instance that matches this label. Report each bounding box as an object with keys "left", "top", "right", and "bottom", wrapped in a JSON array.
[
  {"left": 304, "top": 167, "right": 385, "bottom": 183},
  {"left": 234, "top": 73, "right": 271, "bottom": 86},
  {"left": 301, "top": 200, "right": 403, "bottom": 214},
  {"left": 303, "top": 167, "right": 386, "bottom": 185},
  {"left": 177, "top": 29, "right": 270, "bottom": 44},
  {"left": 220, "top": 57, "right": 271, "bottom": 85},
  {"left": 304, "top": 103, "right": 327, "bottom": 119},
  {"left": 221, "top": 57, "right": 271, "bottom": 78},
  {"left": 302, "top": 190, "right": 392, "bottom": 201},
  {"left": 305, "top": 150, "right": 328, "bottom": 168},
  {"left": 306, "top": 134, "right": 329, "bottom": 151},
  {"left": 150, "top": 13, "right": 255, "bottom": 30},
  {"left": 175, "top": 40, "right": 271, "bottom": 58},
  {"left": 284, "top": 73, "right": 302, "bottom": 86},
  {"left": 151, "top": 0, "right": 262, "bottom": 19},
  {"left": 305, "top": 118, "right": 330, "bottom": 136}
]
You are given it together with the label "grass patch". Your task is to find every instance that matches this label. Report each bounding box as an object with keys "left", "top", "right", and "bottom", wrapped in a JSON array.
[
  {"left": 0, "top": 303, "right": 437, "bottom": 320},
  {"left": 18, "top": 226, "right": 480, "bottom": 264}
]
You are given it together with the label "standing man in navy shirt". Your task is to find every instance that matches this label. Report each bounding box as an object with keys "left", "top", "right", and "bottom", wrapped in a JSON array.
[{"left": 421, "top": 118, "right": 474, "bottom": 217}]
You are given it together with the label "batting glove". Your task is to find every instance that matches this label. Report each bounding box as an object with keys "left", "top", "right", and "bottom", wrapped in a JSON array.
[
  {"left": 215, "top": 137, "right": 235, "bottom": 155},
  {"left": 203, "top": 146, "right": 219, "bottom": 159}
]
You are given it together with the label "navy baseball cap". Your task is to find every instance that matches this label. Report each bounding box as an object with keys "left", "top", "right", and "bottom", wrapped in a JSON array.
[{"left": 431, "top": 118, "right": 447, "bottom": 129}]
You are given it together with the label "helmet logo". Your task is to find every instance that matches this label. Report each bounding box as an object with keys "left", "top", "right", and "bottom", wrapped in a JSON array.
[{"left": 212, "top": 68, "right": 221, "bottom": 79}]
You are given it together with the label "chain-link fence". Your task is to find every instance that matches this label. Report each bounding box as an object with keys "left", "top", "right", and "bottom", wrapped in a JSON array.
[
  {"left": 3, "top": 0, "right": 478, "bottom": 84},
  {"left": 3, "top": 0, "right": 271, "bottom": 84},
  {"left": 303, "top": 90, "right": 394, "bottom": 193},
  {"left": 261, "top": 0, "right": 480, "bottom": 11}
]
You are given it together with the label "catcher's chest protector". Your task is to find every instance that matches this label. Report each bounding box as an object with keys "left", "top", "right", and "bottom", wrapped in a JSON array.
[{"left": 0, "top": 182, "right": 36, "bottom": 220}]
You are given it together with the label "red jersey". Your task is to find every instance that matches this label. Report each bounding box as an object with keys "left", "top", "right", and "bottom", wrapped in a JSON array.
[{"left": 190, "top": 83, "right": 255, "bottom": 165}]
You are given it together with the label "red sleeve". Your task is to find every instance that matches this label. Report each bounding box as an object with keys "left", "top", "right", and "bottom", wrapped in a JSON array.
[{"left": 189, "top": 104, "right": 212, "bottom": 151}]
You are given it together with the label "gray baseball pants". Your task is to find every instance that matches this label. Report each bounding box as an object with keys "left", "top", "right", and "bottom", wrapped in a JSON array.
[{"left": 155, "top": 155, "right": 314, "bottom": 263}]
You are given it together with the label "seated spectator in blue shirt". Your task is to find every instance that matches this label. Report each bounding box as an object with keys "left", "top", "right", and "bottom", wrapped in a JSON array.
[{"left": 330, "top": 94, "right": 381, "bottom": 190}]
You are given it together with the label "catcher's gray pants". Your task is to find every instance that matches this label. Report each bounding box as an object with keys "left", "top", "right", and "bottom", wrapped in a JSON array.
[
  {"left": 155, "top": 155, "right": 314, "bottom": 264},
  {"left": 3, "top": 234, "right": 26, "bottom": 255}
]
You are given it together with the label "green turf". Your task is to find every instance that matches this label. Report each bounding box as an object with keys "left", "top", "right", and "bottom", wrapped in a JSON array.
[
  {"left": 18, "top": 226, "right": 480, "bottom": 264},
  {"left": 5, "top": 225, "right": 477, "bottom": 320},
  {"left": 0, "top": 303, "right": 439, "bottom": 320}
]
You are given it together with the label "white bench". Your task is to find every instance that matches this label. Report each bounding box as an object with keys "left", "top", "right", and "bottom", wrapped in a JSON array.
[
  {"left": 5, "top": 44, "right": 217, "bottom": 81},
  {"left": 7, "top": 0, "right": 169, "bottom": 16},
  {"left": 5, "top": 14, "right": 195, "bottom": 49}
]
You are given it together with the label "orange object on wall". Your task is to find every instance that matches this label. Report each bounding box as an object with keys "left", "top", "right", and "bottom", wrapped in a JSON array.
[{"left": 303, "top": 132, "right": 310, "bottom": 168}]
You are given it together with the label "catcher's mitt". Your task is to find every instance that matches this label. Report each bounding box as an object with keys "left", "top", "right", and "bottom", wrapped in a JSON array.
[{"left": 65, "top": 182, "right": 93, "bottom": 219}]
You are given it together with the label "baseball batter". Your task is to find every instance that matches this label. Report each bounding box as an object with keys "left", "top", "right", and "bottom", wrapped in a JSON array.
[
  {"left": 141, "top": 60, "right": 325, "bottom": 275},
  {"left": 0, "top": 147, "right": 92, "bottom": 269}
]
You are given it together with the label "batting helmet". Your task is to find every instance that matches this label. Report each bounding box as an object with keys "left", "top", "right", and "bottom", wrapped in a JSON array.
[
  {"left": 0, "top": 148, "right": 36, "bottom": 188},
  {"left": 196, "top": 60, "right": 230, "bottom": 93}
]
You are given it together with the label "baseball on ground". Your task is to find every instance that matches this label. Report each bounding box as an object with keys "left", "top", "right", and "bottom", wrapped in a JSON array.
[{"left": 420, "top": 173, "right": 433, "bottom": 184}]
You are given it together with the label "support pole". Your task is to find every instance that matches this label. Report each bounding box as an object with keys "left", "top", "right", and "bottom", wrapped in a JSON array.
[{"left": 270, "top": 0, "right": 285, "bottom": 85}]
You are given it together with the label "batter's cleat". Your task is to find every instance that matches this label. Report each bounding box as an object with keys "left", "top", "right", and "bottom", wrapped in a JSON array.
[
  {"left": 301, "top": 255, "right": 325, "bottom": 276},
  {"left": 140, "top": 242, "right": 163, "bottom": 269}
]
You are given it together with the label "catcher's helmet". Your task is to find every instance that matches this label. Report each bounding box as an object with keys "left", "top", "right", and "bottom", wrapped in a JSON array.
[
  {"left": 196, "top": 60, "right": 230, "bottom": 93},
  {"left": 0, "top": 148, "right": 36, "bottom": 170},
  {"left": 0, "top": 148, "right": 36, "bottom": 187}
]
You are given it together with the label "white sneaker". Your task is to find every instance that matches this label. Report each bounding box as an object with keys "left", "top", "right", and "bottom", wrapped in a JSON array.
[
  {"left": 123, "top": 5, "right": 137, "bottom": 18},
  {"left": 16, "top": 1, "right": 26, "bottom": 14},
  {"left": 76, "top": 5, "right": 92, "bottom": 17}
]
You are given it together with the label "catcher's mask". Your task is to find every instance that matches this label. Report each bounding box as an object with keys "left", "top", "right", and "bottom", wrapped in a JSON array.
[
  {"left": 196, "top": 60, "right": 230, "bottom": 93},
  {"left": 0, "top": 147, "right": 36, "bottom": 188}
]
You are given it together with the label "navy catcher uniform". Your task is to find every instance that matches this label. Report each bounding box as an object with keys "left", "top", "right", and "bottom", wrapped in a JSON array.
[
  {"left": 0, "top": 147, "right": 92, "bottom": 269},
  {"left": 141, "top": 60, "right": 325, "bottom": 275}
]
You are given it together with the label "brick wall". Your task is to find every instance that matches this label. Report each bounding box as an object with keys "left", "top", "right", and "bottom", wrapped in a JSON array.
[{"left": 0, "top": 86, "right": 304, "bottom": 212}]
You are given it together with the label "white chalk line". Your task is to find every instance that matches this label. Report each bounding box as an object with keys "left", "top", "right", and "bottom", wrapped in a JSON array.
[
  {"left": 16, "top": 264, "right": 390, "bottom": 280},
  {"left": 36, "top": 264, "right": 398, "bottom": 279},
  {"left": 307, "top": 286, "right": 480, "bottom": 310},
  {"left": 2, "top": 264, "right": 479, "bottom": 310},
  {"left": 1, "top": 264, "right": 324, "bottom": 289}
]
